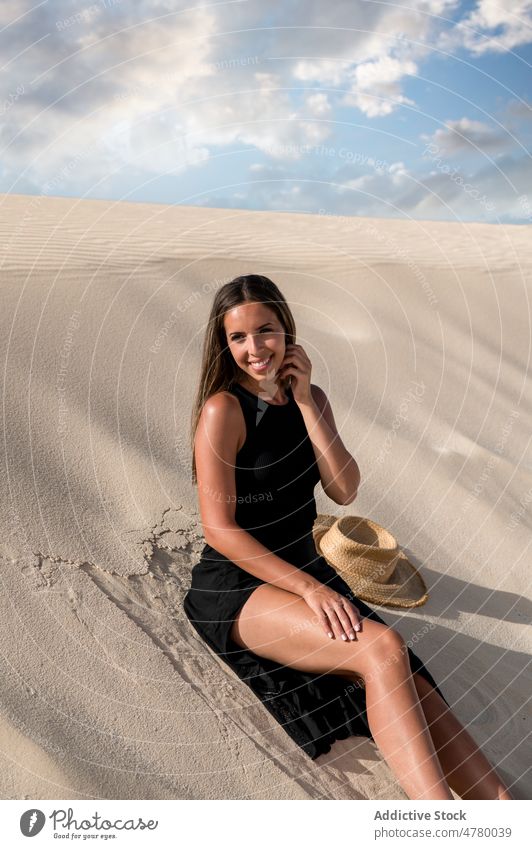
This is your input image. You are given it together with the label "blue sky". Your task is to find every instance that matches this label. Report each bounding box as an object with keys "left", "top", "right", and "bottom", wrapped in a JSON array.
[{"left": 1, "top": 0, "right": 531, "bottom": 222}]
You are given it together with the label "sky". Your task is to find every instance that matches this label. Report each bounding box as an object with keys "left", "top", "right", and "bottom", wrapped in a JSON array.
[{"left": 1, "top": 0, "right": 531, "bottom": 223}]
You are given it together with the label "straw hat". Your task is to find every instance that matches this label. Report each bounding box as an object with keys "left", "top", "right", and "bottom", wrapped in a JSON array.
[{"left": 312, "top": 513, "right": 429, "bottom": 608}]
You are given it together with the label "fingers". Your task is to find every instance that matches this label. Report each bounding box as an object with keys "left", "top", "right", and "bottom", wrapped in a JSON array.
[
  {"left": 345, "top": 601, "right": 363, "bottom": 633},
  {"left": 327, "top": 608, "right": 349, "bottom": 641},
  {"left": 304, "top": 587, "right": 363, "bottom": 642},
  {"left": 318, "top": 605, "right": 352, "bottom": 641},
  {"left": 326, "top": 600, "right": 362, "bottom": 641},
  {"left": 316, "top": 610, "right": 334, "bottom": 639},
  {"left": 282, "top": 345, "right": 310, "bottom": 369}
]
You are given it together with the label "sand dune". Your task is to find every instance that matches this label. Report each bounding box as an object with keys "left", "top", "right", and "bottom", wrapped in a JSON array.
[{"left": 1, "top": 192, "right": 530, "bottom": 798}]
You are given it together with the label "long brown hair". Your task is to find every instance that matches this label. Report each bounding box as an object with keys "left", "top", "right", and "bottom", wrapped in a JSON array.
[{"left": 190, "top": 274, "right": 296, "bottom": 484}]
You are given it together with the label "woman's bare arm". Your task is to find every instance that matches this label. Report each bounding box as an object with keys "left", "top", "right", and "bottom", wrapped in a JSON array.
[
  {"left": 297, "top": 384, "right": 360, "bottom": 505},
  {"left": 206, "top": 524, "right": 320, "bottom": 596}
]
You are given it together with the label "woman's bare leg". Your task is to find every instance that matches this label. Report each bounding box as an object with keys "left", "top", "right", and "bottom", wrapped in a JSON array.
[
  {"left": 358, "top": 628, "right": 453, "bottom": 799},
  {"left": 413, "top": 673, "right": 514, "bottom": 800},
  {"left": 230, "top": 584, "right": 453, "bottom": 800}
]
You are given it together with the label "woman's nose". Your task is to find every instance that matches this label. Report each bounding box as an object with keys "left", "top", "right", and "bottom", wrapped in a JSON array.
[{"left": 248, "top": 336, "right": 266, "bottom": 356}]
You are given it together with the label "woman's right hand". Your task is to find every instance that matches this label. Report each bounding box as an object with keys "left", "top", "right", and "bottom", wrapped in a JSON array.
[{"left": 301, "top": 583, "right": 363, "bottom": 641}]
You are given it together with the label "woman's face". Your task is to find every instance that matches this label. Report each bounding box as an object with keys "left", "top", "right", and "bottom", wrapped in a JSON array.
[{"left": 224, "top": 301, "right": 286, "bottom": 384}]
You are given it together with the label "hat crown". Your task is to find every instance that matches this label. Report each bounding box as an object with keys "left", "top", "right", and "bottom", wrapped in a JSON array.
[
  {"left": 313, "top": 513, "right": 429, "bottom": 608},
  {"left": 337, "top": 515, "right": 398, "bottom": 557},
  {"left": 319, "top": 516, "right": 399, "bottom": 584}
]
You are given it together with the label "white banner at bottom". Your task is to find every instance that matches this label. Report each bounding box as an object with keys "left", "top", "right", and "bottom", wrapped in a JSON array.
[{"left": 3, "top": 799, "right": 528, "bottom": 847}]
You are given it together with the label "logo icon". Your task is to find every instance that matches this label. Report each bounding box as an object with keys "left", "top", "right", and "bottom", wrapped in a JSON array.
[{"left": 20, "top": 809, "right": 46, "bottom": 837}]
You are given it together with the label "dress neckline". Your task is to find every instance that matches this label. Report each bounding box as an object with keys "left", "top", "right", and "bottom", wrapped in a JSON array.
[{"left": 232, "top": 381, "right": 292, "bottom": 407}]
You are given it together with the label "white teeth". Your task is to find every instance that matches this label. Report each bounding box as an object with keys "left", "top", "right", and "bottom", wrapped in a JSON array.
[{"left": 249, "top": 356, "right": 272, "bottom": 368}]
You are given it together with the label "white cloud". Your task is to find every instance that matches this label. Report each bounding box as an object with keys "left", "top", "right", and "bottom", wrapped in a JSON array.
[
  {"left": 290, "top": 2, "right": 458, "bottom": 117},
  {"left": 424, "top": 118, "right": 512, "bottom": 155},
  {"left": 293, "top": 59, "right": 349, "bottom": 86},
  {"left": 0, "top": 0, "right": 528, "bottom": 224},
  {"left": 305, "top": 92, "right": 332, "bottom": 117},
  {"left": 0, "top": 0, "right": 466, "bottom": 189},
  {"left": 205, "top": 153, "right": 531, "bottom": 222},
  {"left": 443, "top": 0, "right": 532, "bottom": 53},
  {"left": 505, "top": 99, "right": 532, "bottom": 121},
  {"left": 0, "top": 3, "right": 336, "bottom": 186},
  {"left": 339, "top": 154, "right": 532, "bottom": 220},
  {"left": 344, "top": 57, "right": 417, "bottom": 117},
  {"left": 0, "top": 2, "right": 219, "bottom": 187}
]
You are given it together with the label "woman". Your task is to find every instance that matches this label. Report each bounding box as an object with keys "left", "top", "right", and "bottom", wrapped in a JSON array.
[{"left": 183, "top": 274, "right": 513, "bottom": 800}]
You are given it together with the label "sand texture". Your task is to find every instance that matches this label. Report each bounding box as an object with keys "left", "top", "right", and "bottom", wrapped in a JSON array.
[{"left": 1, "top": 193, "right": 530, "bottom": 799}]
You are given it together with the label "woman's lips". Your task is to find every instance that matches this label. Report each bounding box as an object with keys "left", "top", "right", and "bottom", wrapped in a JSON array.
[{"left": 249, "top": 354, "right": 273, "bottom": 372}]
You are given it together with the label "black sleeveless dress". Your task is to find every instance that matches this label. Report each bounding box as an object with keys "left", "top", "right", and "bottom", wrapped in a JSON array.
[{"left": 183, "top": 381, "right": 450, "bottom": 760}]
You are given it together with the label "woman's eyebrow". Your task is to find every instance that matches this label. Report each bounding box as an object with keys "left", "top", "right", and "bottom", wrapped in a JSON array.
[{"left": 229, "top": 323, "right": 273, "bottom": 336}]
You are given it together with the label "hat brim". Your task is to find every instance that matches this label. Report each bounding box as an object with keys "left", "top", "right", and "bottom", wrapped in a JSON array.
[{"left": 312, "top": 514, "right": 429, "bottom": 609}]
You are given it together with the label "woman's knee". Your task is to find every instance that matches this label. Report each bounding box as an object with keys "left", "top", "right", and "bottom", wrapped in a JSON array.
[{"left": 356, "top": 624, "right": 409, "bottom": 679}]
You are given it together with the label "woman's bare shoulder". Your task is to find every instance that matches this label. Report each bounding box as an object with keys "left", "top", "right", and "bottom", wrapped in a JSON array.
[
  {"left": 201, "top": 388, "right": 240, "bottom": 415},
  {"left": 199, "top": 389, "right": 245, "bottom": 452}
]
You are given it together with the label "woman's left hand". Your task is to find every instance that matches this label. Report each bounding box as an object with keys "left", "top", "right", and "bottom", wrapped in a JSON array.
[{"left": 278, "top": 343, "right": 313, "bottom": 404}]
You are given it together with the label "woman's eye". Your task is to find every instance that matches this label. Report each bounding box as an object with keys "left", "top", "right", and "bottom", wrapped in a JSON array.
[{"left": 232, "top": 328, "right": 271, "bottom": 342}]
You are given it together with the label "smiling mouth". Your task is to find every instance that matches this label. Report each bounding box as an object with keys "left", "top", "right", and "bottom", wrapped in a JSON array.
[{"left": 248, "top": 355, "right": 273, "bottom": 370}]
